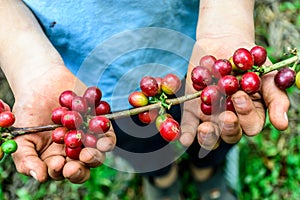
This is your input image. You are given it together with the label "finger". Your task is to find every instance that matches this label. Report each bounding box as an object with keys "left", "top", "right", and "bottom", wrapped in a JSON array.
[
  {"left": 218, "top": 111, "right": 243, "bottom": 144},
  {"left": 12, "top": 138, "right": 48, "bottom": 182},
  {"left": 261, "top": 71, "right": 289, "bottom": 130},
  {"left": 79, "top": 147, "right": 105, "bottom": 168},
  {"left": 63, "top": 160, "right": 90, "bottom": 184},
  {"left": 96, "top": 127, "right": 116, "bottom": 152},
  {"left": 232, "top": 90, "right": 265, "bottom": 136},
  {"left": 40, "top": 142, "right": 66, "bottom": 180},
  {"left": 197, "top": 121, "right": 221, "bottom": 150},
  {"left": 180, "top": 98, "right": 201, "bottom": 147},
  {"left": 44, "top": 155, "right": 65, "bottom": 181}
]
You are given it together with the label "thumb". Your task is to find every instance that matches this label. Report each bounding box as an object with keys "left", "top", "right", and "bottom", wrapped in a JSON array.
[{"left": 261, "top": 71, "right": 290, "bottom": 130}]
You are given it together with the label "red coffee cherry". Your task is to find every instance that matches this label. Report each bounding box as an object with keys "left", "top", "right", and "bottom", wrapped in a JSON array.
[
  {"left": 218, "top": 75, "right": 239, "bottom": 95},
  {"left": 200, "top": 85, "right": 221, "bottom": 106},
  {"left": 199, "top": 55, "right": 217, "bottom": 70},
  {"left": 159, "top": 118, "right": 180, "bottom": 142},
  {"left": 212, "top": 59, "right": 232, "bottom": 78},
  {"left": 161, "top": 74, "right": 182, "bottom": 95},
  {"left": 250, "top": 45, "right": 267, "bottom": 66},
  {"left": 61, "top": 111, "right": 83, "bottom": 130},
  {"left": 52, "top": 127, "right": 69, "bottom": 144},
  {"left": 88, "top": 116, "right": 110, "bottom": 134},
  {"left": 240, "top": 72, "right": 261, "bottom": 94},
  {"left": 64, "top": 129, "right": 84, "bottom": 148},
  {"left": 191, "top": 66, "right": 213, "bottom": 91},
  {"left": 83, "top": 86, "right": 102, "bottom": 106},
  {"left": 51, "top": 107, "right": 69, "bottom": 125},
  {"left": 59, "top": 90, "right": 77, "bottom": 109},
  {"left": 233, "top": 48, "right": 254, "bottom": 71},
  {"left": 274, "top": 67, "right": 296, "bottom": 90},
  {"left": 140, "top": 76, "right": 159, "bottom": 97},
  {"left": 65, "top": 146, "right": 82, "bottom": 160},
  {"left": 0, "top": 111, "right": 15, "bottom": 128}
]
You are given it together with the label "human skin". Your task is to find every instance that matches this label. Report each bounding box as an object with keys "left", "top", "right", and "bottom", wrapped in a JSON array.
[
  {"left": 0, "top": 0, "right": 290, "bottom": 184},
  {"left": 0, "top": 0, "right": 116, "bottom": 183},
  {"left": 180, "top": 0, "right": 290, "bottom": 149}
]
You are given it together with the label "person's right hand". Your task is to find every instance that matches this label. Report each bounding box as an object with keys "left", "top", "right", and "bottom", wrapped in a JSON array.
[
  {"left": 180, "top": 37, "right": 290, "bottom": 150},
  {"left": 10, "top": 66, "right": 116, "bottom": 183}
]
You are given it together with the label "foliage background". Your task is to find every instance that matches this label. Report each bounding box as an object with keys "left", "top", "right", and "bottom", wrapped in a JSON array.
[{"left": 0, "top": 0, "right": 300, "bottom": 199}]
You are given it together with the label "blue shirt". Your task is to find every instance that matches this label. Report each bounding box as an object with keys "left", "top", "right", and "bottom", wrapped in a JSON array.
[{"left": 23, "top": 0, "right": 199, "bottom": 111}]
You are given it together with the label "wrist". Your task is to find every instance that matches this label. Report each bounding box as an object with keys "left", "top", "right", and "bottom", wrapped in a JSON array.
[{"left": 197, "top": 0, "right": 255, "bottom": 44}]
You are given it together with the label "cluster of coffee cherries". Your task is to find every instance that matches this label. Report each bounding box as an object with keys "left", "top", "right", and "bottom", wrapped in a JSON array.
[
  {"left": 0, "top": 101, "right": 17, "bottom": 161},
  {"left": 128, "top": 74, "right": 182, "bottom": 142},
  {"left": 191, "top": 45, "right": 298, "bottom": 115},
  {"left": 51, "top": 86, "right": 111, "bottom": 160}
]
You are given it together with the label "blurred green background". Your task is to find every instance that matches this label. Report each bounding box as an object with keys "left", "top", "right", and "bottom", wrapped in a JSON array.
[{"left": 1, "top": 0, "right": 300, "bottom": 199}]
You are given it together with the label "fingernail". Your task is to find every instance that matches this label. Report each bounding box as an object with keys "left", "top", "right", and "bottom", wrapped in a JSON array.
[
  {"left": 221, "top": 122, "right": 234, "bottom": 131},
  {"left": 99, "top": 142, "right": 113, "bottom": 151},
  {"left": 232, "top": 96, "right": 247, "bottom": 108},
  {"left": 284, "top": 112, "right": 288, "bottom": 121},
  {"left": 199, "top": 132, "right": 207, "bottom": 140},
  {"left": 30, "top": 170, "right": 38, "bottom": 181}
]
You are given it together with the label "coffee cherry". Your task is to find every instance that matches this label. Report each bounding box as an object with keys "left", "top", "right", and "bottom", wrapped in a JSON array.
[
  {"left": 82, "top": 133, "right": 98, "bottom": 148},
  {"left": 59, "top": 90, "right": 77, "bottom": 109},
  {"left": 65, "top": 146, "right": 82, "bottom": 160},
  {"left": 233, "top": 48, "right": 254, "bottom": 71},
  {"left": 191, "top": 66, "right": 213, "bottom": 91},
  {"left": 225, "top": 96, "right": 236, "bottom": 113},
  {"left": 0, "top": 111, "right": 15, "bottom": 128},
  {"left": 52, "top": 127, "right": 69, "bottom": 144},
  {"left": 61, "top": 111, "right": 83, "bottom": 130},
  {"left": 193, "top": 83, "right": 206, "bottom": 91},
  {"left": 250, "top": 45, "right": 267, "bottom": 66},
  {"left": 0, "top": 101, "right": 5, "bottom": 113},
  {"left": 138, "top": 109, "right": 159, "bottom": 124},
  {"left": 161, "top": 74, "right": 182, "bottom": 95},
  {"left": 1, "top": 140, "right": 18, "bottom": 154},
  {"left": 64, "top": 130, "right": 84, "bottom": 148},
  {"left": 229, "top": 56, "right": 243, "bottom": 74},
  {"left": 212, "top": 59, "right": 232, "bottom": 78},
  {"left": 140, "top": 76, "right": 159, "bottom": 97},
  {"left": 218, "top": 75, "right": 239, "bottom": 95},
  {"left": 155, "top": 77, "right": 163, "bottom": 95},
  {"left": 159, "top": 118, "right": 180, "bottom": 142},
  {"left": 95, "top": 100, "right": 111, "bottom": 115},
  {"left": 71, "top": 96, "right": 88, "bottom": 114},
  {"left": 274, "top": 67, "right": 296, "bottom": 90},
  {"left": 295, "top": 71, "right": 300, "bottom": 90},
  {"left": 199, "top": 55, "right": 217, "bottom": 70},
  {"left": 200, "top": 85, "right": 221, "bottom": 105},
  {"left": 155, "top": 114, "right": 173, "bottom": 131},
  {"left": 88, "top": 116, "right": 110, "bottom": 134},
  {"left": 240, "top": 72, "right": 261, "bottom": 94},
  {"left": 51, "top": 107, "right": 69, "bottom": 125},
  {"left": 128, "top": 91, "right": 149, "bottom": 107},
  {"left": 200, "top": 102, "right": 218, "bottom": 115},
  {"left": 83, "top": 86, "right": 102, "bottom": 106}
]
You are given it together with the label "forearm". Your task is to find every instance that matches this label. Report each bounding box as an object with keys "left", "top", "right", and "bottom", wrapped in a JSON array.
[
  {"left": 0, "top": 0, "right": 68, "bottom": 97},
  {"left": 197, "top": 0, "right": 255, "bottom": 42},
  {"left": 187, "top": 1, "right": 255, "bottom": 72}
]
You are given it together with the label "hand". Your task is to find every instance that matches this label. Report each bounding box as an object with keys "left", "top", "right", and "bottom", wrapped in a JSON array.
[
  {"left": 180, "top": 37, "right": 290, "bottom": 149},
  {"left": 10, "top": 67, "right": 116, "bottom": 183}
]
